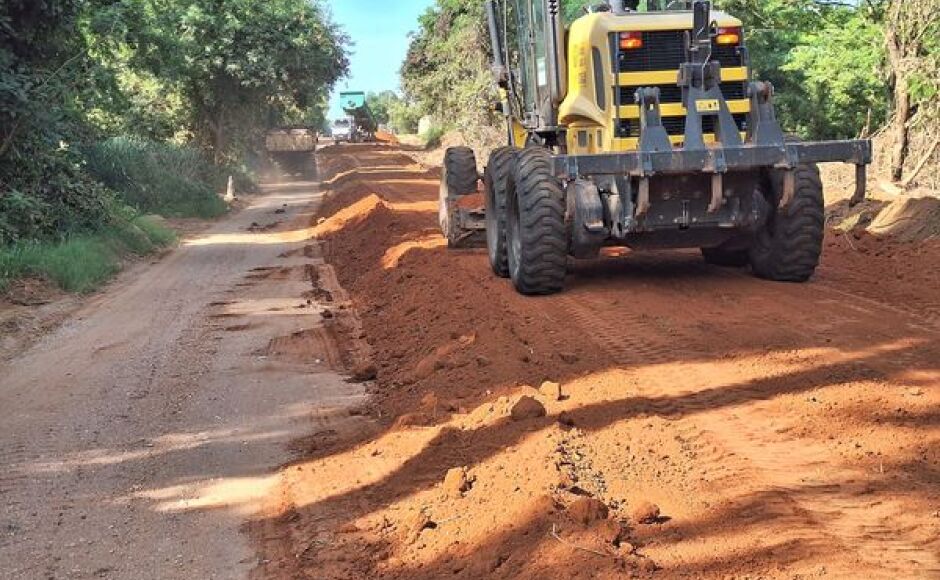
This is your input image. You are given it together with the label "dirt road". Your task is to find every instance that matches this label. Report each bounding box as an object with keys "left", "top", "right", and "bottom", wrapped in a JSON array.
[
  {"left": 254, "top": 144, "right": 939, "bottom": 579},
  {"left": 2, "top": 143, "right": 936, "bottom": 579},
  {"left": 0, "top": 169, "right": 367, "bottom": 578}
]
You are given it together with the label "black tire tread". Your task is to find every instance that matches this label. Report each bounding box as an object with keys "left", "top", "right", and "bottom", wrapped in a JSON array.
[
  {"left": 485, "top": 146, "right": 515, "bottom": 277},
  {"left": 509, "top": 148, "right": 567, "bottom": 295},
  {"left": 444, "top": 146, "right": 478, "bottom": 197},
  {"left": 440, "top": 146, "right": 478, "bottom": 247},
  {"left": 749, "top": 163, "right": 824, "bottom": 282}
]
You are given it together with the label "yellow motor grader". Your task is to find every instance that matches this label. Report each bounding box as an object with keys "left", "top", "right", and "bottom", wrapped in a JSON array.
[{"left": 438, "top": 0, "right": 871, "bottom": 295}]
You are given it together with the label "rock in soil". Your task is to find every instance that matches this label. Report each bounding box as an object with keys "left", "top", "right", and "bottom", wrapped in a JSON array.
[
  {"left": 402, "top": 510, "right": 432, "bottom": 544},
  {"left": 539, "top": 380, "right": 563, "bottom": 401},
  {"left": 510, "top": 395, "right": 546, "bottom": 421},
  {"left": 349, "top": 363, "right": 377, "bottom": 382},
  {"left": 593, "top": 518, "right": 629, "bottom": 546},
  {"left": 568, "top": 497, "right": 609, "bottom": 525},
  {"left": 630, "top": 500, "right": 661, "bottom": 524},
  {"left": 442, "top": 467, "right": 470, "bottom": 498}
]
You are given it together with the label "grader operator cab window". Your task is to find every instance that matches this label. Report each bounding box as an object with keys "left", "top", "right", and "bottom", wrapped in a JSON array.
[
  {"left": 602, "top": 0, "right": 692, "bottom": 12},
  {"left": 512, "top": 0, "right": 551, "bottom": 127}
]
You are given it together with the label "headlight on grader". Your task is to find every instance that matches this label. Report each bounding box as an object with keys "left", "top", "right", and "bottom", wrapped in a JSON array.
[
  {"left": 618, "top": 31, "right": 643, "bottom": 50},
  {"left": 715, "top": 27, "right": 741, "bottom": 45}
]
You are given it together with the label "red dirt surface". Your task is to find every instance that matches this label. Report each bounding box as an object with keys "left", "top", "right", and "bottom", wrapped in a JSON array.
[{"left": 251, "top": 144, "right": 940, "bottom": 579}]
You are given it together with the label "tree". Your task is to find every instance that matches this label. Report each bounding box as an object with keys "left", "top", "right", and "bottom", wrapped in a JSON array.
[
  {"left": 0, "top": 0, "right": 116, "bottom": 242},
  {"left": 389, "top": 98, "right": 423, "bottom": 134},
  {"left": 783, "top": 8, "right": 887, "bottom": 139},
  {"left": 401, "top": 1, "right": 495, "bottom": 132},
  {"left": 884, "top": 0, "right": 939, "bottom": 182},
  {"left": 0, "top": 0, "right": 351, "bottom": 243},
  {"left": 366, "top": 90, "right": 401, "bottom": 126},
  {"left": 118, "top": 0, "right": 349, "bottom": 160}
]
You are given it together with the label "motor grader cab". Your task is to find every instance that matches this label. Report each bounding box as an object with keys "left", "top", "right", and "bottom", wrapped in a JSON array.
[{"left": 438, "top": 0, "right": 871, "bottom": 295}]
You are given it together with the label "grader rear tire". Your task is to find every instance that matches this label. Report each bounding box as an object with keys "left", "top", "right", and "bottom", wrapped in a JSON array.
[
  {"left": 749, "top": 163, "right": 825, "bottom": 282},
  {"left": 439, "top": 146, "right": 479, "bottom": 248},
  {"left": 506, "top": 148, "right": 567, "bottom": 295},
  {"left": 484, "top": 146, "right": 516, "bottom": 278}
]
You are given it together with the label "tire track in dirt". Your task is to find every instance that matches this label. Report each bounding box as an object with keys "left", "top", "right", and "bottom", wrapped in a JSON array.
[
  {"left": 562, "top": 275, "right": 940, "bottom": 577},
  {"left": 707, "top": 259, "right": 940, "bottom": 334},
  {"left": 0, "top": 441, "right": 40, "bottom": 550},
  {"left": 813, "top": 279, "right": 940, "bottom": 332}
]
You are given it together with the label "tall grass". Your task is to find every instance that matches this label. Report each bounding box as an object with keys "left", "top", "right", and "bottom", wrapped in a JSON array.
[
  {"left": 421, "top": 126, "right": 446, "bottom": 149},
  {"left": 0, "top": 215, "right": 176, "bottom": 293},
  {"left": 85, "top": 137, "right": 247, "bottom": 218}
]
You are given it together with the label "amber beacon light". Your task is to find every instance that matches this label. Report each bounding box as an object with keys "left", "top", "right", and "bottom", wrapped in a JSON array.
[
  {"left": 618, "top": 31, "right": 643, "bottom": 49},
  {"left": 715, "top": 26, "right": 741, "bottom": 45}
]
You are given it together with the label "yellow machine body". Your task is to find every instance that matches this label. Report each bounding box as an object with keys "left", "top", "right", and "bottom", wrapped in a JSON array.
[{"left": 559, "top": 10, "right": 748, "bottom": 155}]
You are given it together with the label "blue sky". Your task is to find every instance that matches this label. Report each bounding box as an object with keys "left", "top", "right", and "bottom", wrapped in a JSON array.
[{"left": 325, "top": 0, "right": 435, "bottom": 121}]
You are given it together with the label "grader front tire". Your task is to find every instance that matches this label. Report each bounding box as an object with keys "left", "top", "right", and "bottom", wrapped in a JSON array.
[
  {"left": 484, "top": 146, "right": 516, "bottom": 278},
  {"left": 506, "top": 148, "right": 567, "bottom": 295},
  {"left": 749, "top": 163, "right": 825, "bottom": 282}
]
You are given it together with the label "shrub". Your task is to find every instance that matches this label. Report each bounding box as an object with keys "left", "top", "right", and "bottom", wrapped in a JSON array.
[
  {"left": 0, "top": 212, "right": 176, "bottom": 293},
  {"left": 84, "top": 137, "right": 246, "bottom": 219},
  {"left": 421, "top": 126, "right": 446, "bottom": 149},
  {"left": 133, "top": 215, "right": 176, "bottom": 247}
]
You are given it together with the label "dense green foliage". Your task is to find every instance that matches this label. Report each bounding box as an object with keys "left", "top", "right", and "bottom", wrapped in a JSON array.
[
  {"left": 400, "top": 0, "right": 937, "bottom": 180},
  {"left": 1, "top": 0, "right": 116, "bottom": 245},
  {"left": 366, "top": 91, "right": 397, "bottom": 126},
  {"left": 715, "top": 0, "right": 889, "bottom": 139},
  {"left": 366, "top": 90, "right": 423, "bottom": 134},
  {"left": 85, "top": 138, "right": 235, "bottom": 218},
  {"left": 111, "top": 0, "right": 348, "bottom": 158},
  {"left": 401, "top": 1, "right": 496, "bottom": 134},
  {"left": 1, "top": 0, "right": 347, "bottom": 236},
  {"left": 1, "top": 0, "right": 348, "bottom": 290}
]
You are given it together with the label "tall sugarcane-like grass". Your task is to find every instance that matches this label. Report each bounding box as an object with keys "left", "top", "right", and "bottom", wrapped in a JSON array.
[
  {"left": 2, "top": 138, "right": 254, "bottom": 293},
  {"left": 85, "top": 138, "right": 247, "bottom": 218}
]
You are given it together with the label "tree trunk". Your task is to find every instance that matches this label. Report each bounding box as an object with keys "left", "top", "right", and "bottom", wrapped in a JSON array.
[
  {"left": 885, "top": 2, "right": 913, "bottom": 183},
  {"left": 210, "top": 109, "right": 226, "bottom": 165},
  {"left": 890, "top": 76, "right": 911, "bottom": 183}
]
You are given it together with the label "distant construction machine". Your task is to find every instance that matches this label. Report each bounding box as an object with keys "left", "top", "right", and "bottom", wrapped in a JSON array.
[
  {"left": 334, "top": 91, "right": 377, "bottom": 143},
  {"left": 265, "top": 126, "right": 317, "bottom": 176},
  {"left": 439, "top": 0, "right": 871, "bottom": 295}
]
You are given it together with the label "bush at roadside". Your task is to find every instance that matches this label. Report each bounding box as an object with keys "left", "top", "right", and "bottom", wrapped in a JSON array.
[
  {"left": 420, "top": 126, "right": 446, "bottom": 149},
  {"left": 84, "top": 138, "right": 244, "bottom": 219},
  {"left": 0, "top": 212, "right": 176, "bottom": 294}
]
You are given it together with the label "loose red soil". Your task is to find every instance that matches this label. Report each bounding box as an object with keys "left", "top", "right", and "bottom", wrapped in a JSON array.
[{"left": 251, "top": 144, "right": 940, "bottom": 580}]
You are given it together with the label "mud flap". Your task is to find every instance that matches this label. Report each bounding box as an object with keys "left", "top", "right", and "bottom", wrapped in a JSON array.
[{"left": 567, "top": 179, "right": 606, "bottom": 259}]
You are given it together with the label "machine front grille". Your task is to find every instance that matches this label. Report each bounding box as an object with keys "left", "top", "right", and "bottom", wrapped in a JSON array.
[
  {"left": 617, "top": 81, "right": 746, "bottom": 105},
  {"left": 616, "top": 113, "right": 748, "bottom": 138},
  {"left": 616, "top": 30, "right": 743, "bottom": 72}
]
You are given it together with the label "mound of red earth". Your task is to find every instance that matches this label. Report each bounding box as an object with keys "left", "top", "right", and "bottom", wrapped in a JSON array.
[
  {"left": 251, "top": 146, "right": 654, "bottom": 579},
  {"left": 312, "top": 152, "right": 604, "bottom": 420}
]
